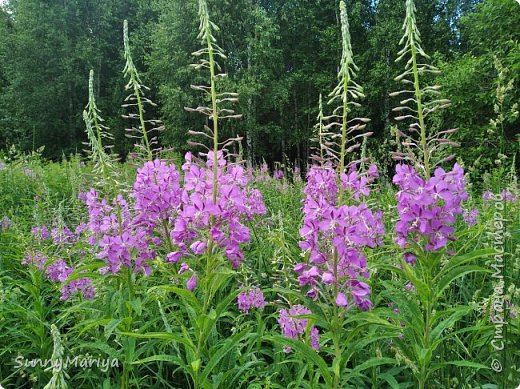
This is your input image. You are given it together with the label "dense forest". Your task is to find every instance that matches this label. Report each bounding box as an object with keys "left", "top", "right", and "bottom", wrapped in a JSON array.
[{"left": 0, "top": 0, "right": 518, "bottom": 176}]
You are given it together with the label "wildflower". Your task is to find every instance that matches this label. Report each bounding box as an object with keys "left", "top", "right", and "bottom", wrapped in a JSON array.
[
  {"left": 132, "top": 159, "right": 181, "bottom": 228},
  {"left": 237, "top": 286, "right": 267, "bottom": 313},
  {"left": 46, "top": 260, "right": 73, "bottom": 283},
  {"left": 32, "top": 225, "right": 50, "bottom": 241},
  {"left": 298, "top": 164, "right": 384, "bottom": 309},
  {"left": 463, "top": 208, "right": 478, "bottom": 226},
  {"left": 170, "top": 152, "right": 266, "bottom": 268},
  {"left": 21, "top": 251, "right": 47, "bottom": 270},
  {"left": 501, "top": 189, "right": 517, "bottom": 203},
  {"left": 393, "top": 163, "right": 467, "bottom": 253},
  {"left": 187, "top": 273, "right": 198, "bottom": 291},
  {"left": 273, "top": 169, "right": 284, "bottom": 180},
  {"left": 60, "top": 278, "right": 95, "bottom": 301},
  {"left": 1, "top": 216, "right": 11, "bottom": 230},
  {"left": 278, "top": 305, "right": 319, "bottom": 352}
]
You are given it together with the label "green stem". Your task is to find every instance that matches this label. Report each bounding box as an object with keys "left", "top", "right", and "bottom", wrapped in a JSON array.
[
  {"left": 205, "top": 17, "right": 219, "bottom": 205},
  {"left": 338, "top": 73, "right": 349, "bottom": 198},
  {"left": 132, "top": 72, "right": 153, "bottom": 161},
  {"left": 409, "top": 27, "right": 430, "bottom": 179}
]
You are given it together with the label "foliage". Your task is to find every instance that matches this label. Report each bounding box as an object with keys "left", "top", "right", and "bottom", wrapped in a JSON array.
[{"left": 0, "top": 1, "right": 519, "bottom": 388}]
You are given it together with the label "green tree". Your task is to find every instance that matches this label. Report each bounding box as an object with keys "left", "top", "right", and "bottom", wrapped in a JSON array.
[{"left": 439, "top": 0, "right": 519, "bottom": 181}]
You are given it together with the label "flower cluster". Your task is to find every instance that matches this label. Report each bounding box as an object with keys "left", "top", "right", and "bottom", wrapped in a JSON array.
[
  {"left": 167, "top": 151, "right": 266, "bottom": 268},
  {"left": 237, "top": 286, "right": 267, "bottom": 313},
  {"left": 22, "top": 224, "right": 95, "bottom": 301},
  {"left": 1, "top": 216, "right": 11, "bottom": 230},
  {"left": 297, "top": 164, "right": 384, "bottom": 309},
  {"left": 81, "top": 190, "right": 157, "bottom": 275},
  {"left": 46, "top": 260, "right": 95, "bottom": 300},
  {"left": 32, "top": 152, "right": 265, "bottom": 293},
  {"left": 393, "top": 164, "right": 468, "bottom": 253},
  {"left": 278, "top": 305, "right": 319, "bottom": 352},
  {"left": 132, "top": 159, "right": 182, "bottom": 229},
  {"left": 483, "top": 189, "right": 518, "bottom": 204},
  {"left": 463, "top": 208, "right": 479, "bottom": 226}
]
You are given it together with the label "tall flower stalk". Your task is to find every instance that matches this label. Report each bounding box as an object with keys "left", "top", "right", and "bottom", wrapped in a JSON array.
[
  {"left": 123, "top": 20, "right": 163, "bottom": 162},
  {"left": 391, "top": 0, "right": 457, "bottom": 179},
  {"left": 186, "top": 0, "right": 242, "bottom": 204},
  {"left": 385, "top": 3, "right": 495, "bottom": 387},
  {"left": 83, "top": 70, "right": 119, "bottom": 191},
  {"left": 326, "top": 0, "right": 371, "bottom": 189},
  {"left": 289, "top": 3, "right": 382, "bottom": 387}
]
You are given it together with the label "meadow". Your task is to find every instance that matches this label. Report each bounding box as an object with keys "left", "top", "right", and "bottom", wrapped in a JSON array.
[{"left": 0, "top": 0, "right": 519, "bottom": 388}]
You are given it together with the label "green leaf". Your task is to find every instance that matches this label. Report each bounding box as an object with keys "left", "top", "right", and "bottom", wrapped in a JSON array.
[
  {"left": 434, "top": 248, "right": 496, "bottom": 283},
  {"left": 435, "top": 265, "right": 490, "bottom": 299},
  {"left": 265, "top": 335, "right": 333, "bottom": 387},
  {"left": 379, "top": 372, "right": 400, "bottom": 389},
  {"left": 104, "top": 319, "right": 121, "bottom": 340},
  {"left": 118, "top": 331, "right": 195, "bottom": 353},
  {"left": 199, "top": 328, "right": 252, "bottom": 385},
  {"left": 74, "top": 341, "right": 122, "bottom": 360},
  {"left": 132, "top": 354, "right": 186, "bottom": 368},
  {"left": 432, "top": 360, "right": 490, "bottom": 371},
  {"left": 429, "top": 306, "right": 473, "bottom": 352},
  {"left": 348, "top": 357, "right": 396, "bottom": 377}
]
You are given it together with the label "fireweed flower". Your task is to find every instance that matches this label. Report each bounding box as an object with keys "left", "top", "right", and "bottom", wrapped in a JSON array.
[
  {"left": 27, "top": 151, "right": 265, "bottom": 298},
  {"left": 22, "top": 221, "right": 96, "bottom": 300},
  {"left": 298, "top": 164, "right": 384, "bottom": 309},
  {"left": 1, "top": 216, "right": 11, "bottom": 230},
  {"left": 80, "top": 190, "right": 156, "bottom": 275},
  {"left": 482, "top": 191, "right": 494, "bottom": 202},
  {"left": 500, "top": 189, "right": 517, "bottom": 203},
  {"left": 169, "top": 152, "right": 266, "bottom": 268},
  {"left": 60, "top": 278, "right": 96, "bottom": 301},
  {"left": 255, "top": 162, "right": 270, "bottom": 182},
  {"left": 463, "top": 208, "right": 479, "bottom": 226},
  {"left": 51, "top": 225, "right": 75, "bottom": 245},
  {"left": 237, "top": 286, "right": 267, "bottom": 313},
  {"left": 32, "top": 225, "right": 50, "bottom": 241},
  {"left": 132, "top": 159, "right": 181, "bottom": 229},
  {"left": 278, "top": 305, "right": 319, "bottom": 352},
  {"left": 482, "top": 189, "right": 517, "bottom": 203},
  {"left": 47, "top": 260, "right": 95, "bottom": 300},
  {"left": 22, "top": 251, "right": 48, "bottom": 270},
  {"left": 273, "top": 169, "right": 284, "bottom": 180},
  {"left": 393, "top": 163, "right": 468, "bottom": 253}
]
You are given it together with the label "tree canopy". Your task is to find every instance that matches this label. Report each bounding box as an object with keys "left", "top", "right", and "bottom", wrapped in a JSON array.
[{"left": 0, "top": 0, "right": 518, "bottom": 175}]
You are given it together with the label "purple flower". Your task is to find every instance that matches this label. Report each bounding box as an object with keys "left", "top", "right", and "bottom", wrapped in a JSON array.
[
  {"left": 60, "top": 278, "right": 95, "bottom": 300},
  {"left": 237, "top": 286, "right": 267, "bottom": 313},
  {"left": 336, "top": 292, "right": 348, "bottom": 307},
  {"left": 393, "top": 164, "right": 467, "bottom": 253},
  {"left": 170, "top": 152, "right": 266, "bottom": 268},
  {"left": 133, "top": 159, "right": 181, "bottom": 227},
  {"left": 32, "top": 225, "right": 50, "bottom": 241},
  {"left": 46, "top": 260, "right": 73, "bottom": 282},
  {"left": 187, "top": 273, "right": 198, "bottom": 291},
  {"left": 501, "top": 189, "right": 517, "bottom": 203},
  {"left": 278, "top": 305, "right": 319, "bottom": 352},
  {"left": 1, "top": 216, "right": 11, "bottom": 230},
  {"left": 178, "top": 262, "right": 190, "bottom": 274},
  {"left": 273, "top": 169, "right": 284, "bottom": 180},
  {"left": 483, "top": 189, "right": 517, "bottom": 204},
  {"left": 21, "top": 251, "right": 47, "bottom": 269},
  {"left": 166, "top": 251, "right": 182, "bottom": 263},
  {"left": 482, "top": 191, "right": 494, "bottom": 202},
  {"left": 463, "top": 208, "right": 478, "bottom": 226},
  {"left": 298, "top": 164, "right": 384, "bottom": 309}
]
